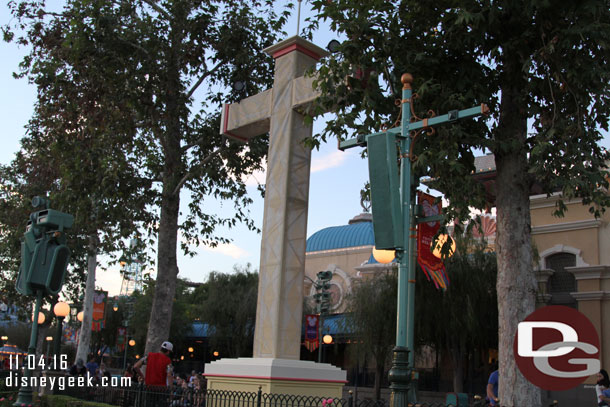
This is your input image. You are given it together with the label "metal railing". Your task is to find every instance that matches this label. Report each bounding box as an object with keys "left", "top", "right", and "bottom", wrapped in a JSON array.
[{"left": 55, "top": 383, "right": 557, "bottom": 407}]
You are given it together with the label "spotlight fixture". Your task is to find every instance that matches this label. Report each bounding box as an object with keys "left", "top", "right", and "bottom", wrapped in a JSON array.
[
  {"left": 326, "top": 39, "right": 341, "bottom": 53},
  {"left": 233, "top": 80, "right": 246, "bottom": 92}
]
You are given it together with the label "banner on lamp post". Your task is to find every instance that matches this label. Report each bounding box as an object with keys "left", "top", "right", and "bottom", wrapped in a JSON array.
[
  {"left": 117, "top": 326, "right": 126, "bottom": 351},
  {"left": 92, "top": 290, "right": 107, "bottom": 331},
  {"left": 304, "top": 314, "right": 319, "bottom": 352},
  {"left": 417, "top": 192, "right": 450, "bottom": 290}
]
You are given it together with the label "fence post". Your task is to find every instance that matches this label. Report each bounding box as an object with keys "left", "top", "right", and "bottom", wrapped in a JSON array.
[
  {"left": 348, "top": 390, "right": 353, "bottom": 407},
  {"left": 257, "top": 385, "right": 262, "bottom": 407},
  {"left": 135, "top": 382, "right": 143, "bottom": 407}
]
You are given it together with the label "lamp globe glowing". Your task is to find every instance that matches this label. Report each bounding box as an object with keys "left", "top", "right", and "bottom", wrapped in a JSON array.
[
  {"left": 323, "top": 334, "right": 333, "bottom": 345},
  {"left": 77, "top": 311, "right": 84, "bottom": 322},
  {"left": 32, "top": 312, "right": 45, "bottom": 324},
  {"left": 54, "top": 301, "right": 70, "bottom": 318},
  {"left": 372, "top": 247, "right": 395, "bottom": 264},
  {"left": 431, "top": 234, "right": 456, "bottom": 259},
  {"left": 129, "top": 339, "right": 136, "bottom": 346}
]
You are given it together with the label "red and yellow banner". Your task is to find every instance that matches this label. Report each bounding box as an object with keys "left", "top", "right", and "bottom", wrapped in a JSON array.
[
  {"left": 304, "top": 314, "right": 319, "bottom": 352},
  {"left": 91, "top": 290, "right": 107, "bottom": 331},
  {"left": 116, "top": 326, "right": 127, "bottom": 351},
  {"left": 417, "top": 192, "right": 450, "bottom": 290}
]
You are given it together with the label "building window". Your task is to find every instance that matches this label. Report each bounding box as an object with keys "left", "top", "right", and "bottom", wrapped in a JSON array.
[{"left": 545, "top": 253, "right": 577, "bottom": 309}]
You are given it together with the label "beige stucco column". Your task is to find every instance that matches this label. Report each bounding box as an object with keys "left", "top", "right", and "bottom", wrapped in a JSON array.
[
  {"left": 206, "top": 37, "right": 346, "bottom": 396},
  {"left": 567, "top": 265, "right": 610, "bottom": 380}
]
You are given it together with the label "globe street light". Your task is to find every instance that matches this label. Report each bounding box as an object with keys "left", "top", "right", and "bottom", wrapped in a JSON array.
[
  {"left": 77, "top": 311, "right": 84, "bottom": 322},
  {"left": 123, "top": 338, "right": 136, "bottom": 371},
  {"left": 53, "top": 302, "right": 70, "bottom": 357},
  {"left": 32, "top": 312, "right": 45, "bottom": 325},
  {"left": 372, "top": 247, "right": 395, "bottom": 264}
]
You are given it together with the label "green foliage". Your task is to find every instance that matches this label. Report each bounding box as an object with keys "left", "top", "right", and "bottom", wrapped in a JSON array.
[
  {"left": 307, "top": 0, "right": 610, "bottom": 220},
  {"left": 0, "top": 391, "right": 18, "bottom": 406},
  {"left": 344, "top": 271, "right": 397, "bottom": 400},
  {"left": 415, "top": 235, "right": 498, "bottom": 355},
  {"left": 127, "top": 278, "right": 192, "bottom": 356},
  {"left": 191, "top": 264, "right": 258, "bottom": 358},
  {"left": 3, "top": 0, "right": 290, "bottom": 349},
  {"left": 41, "top": 395, "right": 115, "bottom": 407}
]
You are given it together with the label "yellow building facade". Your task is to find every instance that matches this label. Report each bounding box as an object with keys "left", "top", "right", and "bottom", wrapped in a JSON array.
[{"left": 532, "top": 193, "right": 610, "bottom": 378}]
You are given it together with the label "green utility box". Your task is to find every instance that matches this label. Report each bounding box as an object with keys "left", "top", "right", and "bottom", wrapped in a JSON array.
[
  {"left": 16, "top": 198, "right": 74, "bottom": 297},
  {"left": 367, "top": 133, "right": 403, "bottom": 250}
]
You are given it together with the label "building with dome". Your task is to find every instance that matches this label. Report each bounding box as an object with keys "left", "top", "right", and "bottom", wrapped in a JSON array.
[{"left": 303, "top": 212, "right": 394, "bottom": 315}]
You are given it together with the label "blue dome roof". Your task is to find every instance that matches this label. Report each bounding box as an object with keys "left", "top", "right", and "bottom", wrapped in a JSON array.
[{"left": 306, "top": 221, "right": 374, "bottom": 252}]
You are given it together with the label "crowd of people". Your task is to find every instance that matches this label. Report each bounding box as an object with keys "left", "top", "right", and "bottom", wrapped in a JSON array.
[
  {"left": 68, "top": 356, "right": 112, "bottom": 383},
  {"left": 67, "top": 340, "right": 206, "bottom": 399}
]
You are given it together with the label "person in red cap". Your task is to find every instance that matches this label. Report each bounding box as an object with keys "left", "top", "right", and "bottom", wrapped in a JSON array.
[{"left": 134, "top": 341, "right": 174, "bottom": 387}]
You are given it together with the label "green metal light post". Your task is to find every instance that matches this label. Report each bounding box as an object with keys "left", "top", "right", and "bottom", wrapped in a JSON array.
[
  {"left": 340, "top": 73, "right": 488, "bottom": 405},
  {"left": 53, "top": 301, "right": 70, "bottom": 357},
  {"left": 15, "top": 290, "right": 44, "bottom": 406}
]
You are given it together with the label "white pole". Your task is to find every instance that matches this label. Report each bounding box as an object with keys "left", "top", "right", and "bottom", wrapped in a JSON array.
[{"left": 296, "top": 0, "right": 302, "bottom": 36}]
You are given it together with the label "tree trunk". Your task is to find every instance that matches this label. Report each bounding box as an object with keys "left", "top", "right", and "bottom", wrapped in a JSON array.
[
  {"left": 494, "top": 74, "right": 541, "bottom": 406},
  {"left": 143, "top": 150, "right": 181, "bottom": 356},
  {"left": 143, "top": 21, "right": 183, "bottom": 356},
  {"left": 373, "top": 362, "right": 384, "bottom": 401},
  {"left": 75, "top": 233, "right": 98, "bottom": 364},
  {"left": 450, "top": 341, "right": 464, "bottom": 393}
]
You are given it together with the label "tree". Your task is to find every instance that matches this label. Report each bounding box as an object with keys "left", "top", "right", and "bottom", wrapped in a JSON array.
[
  {"left": 5, "top": 0, "right": 290, "bottom": 355},
  {"left": 415, "top": 234, "right": 497, "bottom": 393},
  {"left": 0, "top": 27, "right": 154, "bottom": 362},
  {"left": 308, "top": 2, "right": 610, "bottom": 405},
  {"left": 344, "top": 271, "right": 397, "bottom": 401},
  {"left": 192, "top": 265, "right": 258, "bottom": 358},
  {"left": 129, "top": 277, "right": 193, "bottom": 358}
]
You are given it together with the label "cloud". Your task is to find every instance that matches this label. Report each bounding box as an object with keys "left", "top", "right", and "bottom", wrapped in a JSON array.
[
  {"left": 311, "top": 150, "right": 349, "bottom": 173},
  {"left": 203, "top": 242, "right": 249, "bottom": 259},
  {"left": 240, "top": 149, "right": 350, "bottom": 187}
]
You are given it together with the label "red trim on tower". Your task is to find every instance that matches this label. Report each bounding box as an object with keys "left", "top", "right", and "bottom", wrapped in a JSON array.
[
  {"left": 203, "top": 373, "right": 347, "bottom": 384},
  {"left": 222, "top": 104, "right": 248, "bottom": 142},
  {"left": 272, "top": 44, "right": 322, "bottom": 61}
]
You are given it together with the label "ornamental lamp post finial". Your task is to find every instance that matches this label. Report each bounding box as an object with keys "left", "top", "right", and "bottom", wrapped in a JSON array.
[{"left": 401, "top": 73, "right": 413, "bottom": 90}]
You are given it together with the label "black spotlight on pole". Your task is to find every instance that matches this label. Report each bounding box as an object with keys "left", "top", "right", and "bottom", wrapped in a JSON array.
[{"left": 326, "top": 40, "right": 341, "bottom": 53}]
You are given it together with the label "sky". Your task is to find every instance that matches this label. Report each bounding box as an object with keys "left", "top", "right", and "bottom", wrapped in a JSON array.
[{"left": 0, "top": 1, "right": 371, "bottom": 296}]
